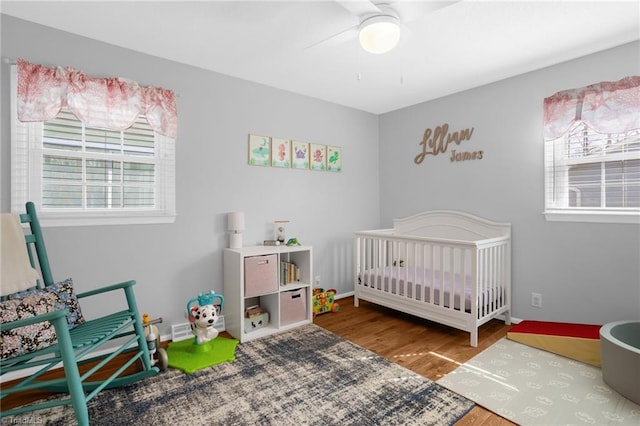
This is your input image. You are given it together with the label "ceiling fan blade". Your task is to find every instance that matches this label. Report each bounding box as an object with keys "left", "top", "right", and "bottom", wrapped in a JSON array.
[
  {"left": 305, "top": 25, "right": 359, "bottom": 50},
  {"left": 394, "top": 1, "right": 460, "bottom": 24},
  {"left": 335, "top": 0, "right": 381, "bottom": 17}
]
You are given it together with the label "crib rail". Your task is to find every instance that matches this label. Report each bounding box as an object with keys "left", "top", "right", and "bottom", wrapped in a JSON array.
[{"left": 354, "top": 229, "right": 511, "bottom": 345}]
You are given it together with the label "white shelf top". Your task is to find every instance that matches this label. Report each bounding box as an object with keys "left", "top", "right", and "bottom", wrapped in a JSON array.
[{"left": 225, "top": 245, "right": 311, "bottom": 256}]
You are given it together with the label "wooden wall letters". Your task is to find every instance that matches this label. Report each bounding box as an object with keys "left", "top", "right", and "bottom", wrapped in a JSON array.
[{"left": 414, "top": 123, "right": 483, "bottom": 164}]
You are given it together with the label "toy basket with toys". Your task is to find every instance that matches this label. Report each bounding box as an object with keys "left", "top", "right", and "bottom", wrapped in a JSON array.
[{"left": 312, "top": 288, "right": 339, "bottom": 317}]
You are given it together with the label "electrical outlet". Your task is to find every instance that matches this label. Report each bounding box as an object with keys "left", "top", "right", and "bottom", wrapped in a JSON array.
[
  {"left": 315, "top": 275, "right": 321, "bottom": 286},
  {"left": 531, "top": 292, "right": 542, "bottom": 308}
]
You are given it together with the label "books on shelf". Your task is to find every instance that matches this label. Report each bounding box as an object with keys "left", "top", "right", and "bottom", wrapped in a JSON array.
[{"left": 280, "top": 260, "right": 300, "bottom": 285}]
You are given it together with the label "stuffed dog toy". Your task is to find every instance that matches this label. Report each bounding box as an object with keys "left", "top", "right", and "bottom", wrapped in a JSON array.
[{"left": 187, "top": 304, "right": 219, "bottom": 344}]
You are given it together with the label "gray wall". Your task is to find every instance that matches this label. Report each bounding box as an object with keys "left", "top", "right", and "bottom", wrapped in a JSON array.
[
  {"left": 1, "top": 15, "right": 380, "bottom": 336},
  {"left": 2, "top": 15, "right": 638, "bottom": 337},
  {"left": 379, "top": 41, "right": 640, "bottom": 324}
]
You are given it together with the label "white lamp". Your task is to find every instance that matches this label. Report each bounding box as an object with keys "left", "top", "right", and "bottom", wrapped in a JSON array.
[
  {"left": 227, "top": 212, "right": 245, "bottom": 249},
  {"left": 358, "top": 14, "right": 401, "bottom": 54}
]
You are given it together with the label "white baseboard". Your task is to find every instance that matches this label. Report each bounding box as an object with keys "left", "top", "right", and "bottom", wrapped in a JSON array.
[
  {"left": 2, "top": 345, "right": 138, "bottom": 383},
  {"left": 2, "top": 307, "right": 514, "bottom": 383},
  {"left": 1, "top": 316, "right": 228, "bottom": 383},
  {"left": 2, "top": 334, "right": 170, "bottom": 383},
  {"left": 335, "top": 291, "right": 354, "bottom": 300},
  {"left": 170, "top": 315, "right": 226, "bottom": 342},
  {"left": 505, "top": 315, "right": 523, "bottom": 324}
]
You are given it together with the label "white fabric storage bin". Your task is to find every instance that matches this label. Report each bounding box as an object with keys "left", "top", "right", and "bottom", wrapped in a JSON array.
[
  {"left": 244, "top": 254, "right": 278, "bottom": 297},
  {"left": 280, "top": 288, "right": 307, "bottom": 326},
  {"left": 244, "top": 312, "right": 269, "bottom": 333}
]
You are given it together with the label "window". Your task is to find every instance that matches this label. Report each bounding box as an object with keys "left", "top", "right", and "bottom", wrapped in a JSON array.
[
  {"left": 10, "top": 63, "right": 176, "bottom": 226},
  {"left": 543, "top": 77, "right": 640, "bottom": 224},
  {"left": 544, "top": 124, "right": 640, "bottom": 222}
]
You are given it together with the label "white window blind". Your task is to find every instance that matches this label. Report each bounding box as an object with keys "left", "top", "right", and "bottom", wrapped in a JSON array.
[
  {"left": 10, "top": 66, "right": 175, "bottom": 226},
  {"left": 544, "top": 123, "right": 640, "bottom": 223}
]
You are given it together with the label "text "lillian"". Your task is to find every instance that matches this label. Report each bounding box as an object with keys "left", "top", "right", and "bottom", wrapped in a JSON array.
[{"left": 414, "top": 123, "right": 482, "bottom": 164}]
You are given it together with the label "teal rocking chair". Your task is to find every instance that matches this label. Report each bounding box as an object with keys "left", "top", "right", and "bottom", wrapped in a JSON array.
[{"left": 0, "top": 202, "right": 158, "bottom": 425}]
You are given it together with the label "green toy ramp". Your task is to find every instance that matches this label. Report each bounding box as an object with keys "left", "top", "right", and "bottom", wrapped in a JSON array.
[{"left": 167, "top": 337, "right": 238, "bottom": 374}]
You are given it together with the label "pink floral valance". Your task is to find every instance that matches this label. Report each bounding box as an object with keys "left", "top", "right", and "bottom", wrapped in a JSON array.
[
  {"left": 543, "top": 76, "right": 640, "bottom": 140},
  {"left": 17, "top": 58, "right": 178, "bottom": 139}
]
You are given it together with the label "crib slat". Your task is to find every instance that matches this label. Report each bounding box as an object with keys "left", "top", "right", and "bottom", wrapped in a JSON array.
[
  {"left": 479, "top": 246, "right": 483, "bottom": 317},
  {"left": 460, "top": 248, "right": 466, "bottom": 312},
  {"left": 420, "top": 242, "right": 426, "bottom": 302},
  {"left": 487, "top": 246, "right": 492, "bottom": 316},
  {"left": 484, "top": 246, "right": 490, "bottom": 317},
  {"left": 450, "top": 247, "right": 456, "bottom": 309},
  {"left": 432, "top": 245, "right": 436, "bottom": 304},
  {"left": 402, "top": 241, "right": 407, "bottom": 298},
  {"left": 472, "top": 248, "right": 479, "bottom": 320},
  {"left": 377, "top": 237, "right": 382, "bottom": 289},
  {"left": 500, "top": 244, "right": 505, "bottom": 306},
  {"left": 483, "top": 246, "right": 487, "bottom": 316},
  {"left": 412, "top": 243, "right": 417, "bottom": 301},
  {"left": 492, "top": 245, "right": 497, "bottom": 312}
]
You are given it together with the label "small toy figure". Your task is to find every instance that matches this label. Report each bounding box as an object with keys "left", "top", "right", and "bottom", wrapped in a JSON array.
[
  {"left": 286, "top": 237, "right": 301, "bottom": 246},
  {"left": 186, "top": 291, "right": 224, "bottom": 345},
  {"left": 312, "top": 288, "right": 340, "bottom": 317},
  {"left": 188, "top": 304, "right": 219, "bottom": 344}
]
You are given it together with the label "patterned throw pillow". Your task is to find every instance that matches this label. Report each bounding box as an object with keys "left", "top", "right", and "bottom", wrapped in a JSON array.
[
  {"left": 0, "top": 291, "right": 58, "bottom": 360},
  {"left": 9, "top": 278, "right": 85, "bottom": 329}
]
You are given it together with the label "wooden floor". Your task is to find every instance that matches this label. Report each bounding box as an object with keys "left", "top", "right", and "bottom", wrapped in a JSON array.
[
  {"left": 4, "top": 296, "right": 514, "bottom": 425},
  {"left": 313, "top": 296, "right": 515, "bottom": 426}
]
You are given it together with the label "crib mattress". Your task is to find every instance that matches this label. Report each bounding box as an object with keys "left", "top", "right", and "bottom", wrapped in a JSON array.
[{"left": 358, "top": 267, "right": 499, "bottom": 312}]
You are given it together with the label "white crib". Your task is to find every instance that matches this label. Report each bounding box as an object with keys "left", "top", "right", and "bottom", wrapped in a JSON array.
[{"left": 354, "top": 211, "right": 511, "bottom": 347}]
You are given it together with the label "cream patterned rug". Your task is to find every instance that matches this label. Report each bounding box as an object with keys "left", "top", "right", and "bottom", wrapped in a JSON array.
[
  {"left": 437, "top": 337, "right": 640, "bottom": 425},
  {"left": 6, "top": 324, "right": 473, "bottom": 425}
]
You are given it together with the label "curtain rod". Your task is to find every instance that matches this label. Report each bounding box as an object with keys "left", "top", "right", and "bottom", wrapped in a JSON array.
[{"left": 1, "top": 56, "right": 181, "bottom": 97}]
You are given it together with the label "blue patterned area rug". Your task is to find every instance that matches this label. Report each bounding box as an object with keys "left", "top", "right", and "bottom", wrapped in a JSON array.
[{"left": 11, "top": 324, "right": 474, "bottom": 425}]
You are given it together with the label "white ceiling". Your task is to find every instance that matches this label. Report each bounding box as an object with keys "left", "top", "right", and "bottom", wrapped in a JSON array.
[{"left": 2, "top": 0, "right": 639, "bottom": 114}]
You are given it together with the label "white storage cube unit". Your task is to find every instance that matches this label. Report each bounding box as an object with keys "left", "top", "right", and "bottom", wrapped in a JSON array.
[{"left": 224, "top": 245, "right": 313, "bottom": 342}]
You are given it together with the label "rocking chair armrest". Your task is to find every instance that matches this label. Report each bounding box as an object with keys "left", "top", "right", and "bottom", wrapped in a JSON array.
[
  {"left": 1, "top": 307, "right": 69, "bottom": 330},
  {"left": 76, "top": 279, "right": 136, "bottom": 299}
]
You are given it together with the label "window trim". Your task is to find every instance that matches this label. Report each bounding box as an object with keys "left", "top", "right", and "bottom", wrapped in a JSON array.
[
  {"left": 10, "top": 66, "right": 176, "bottom": 227},
  {"left": 543, "top": 210, "right": 640, "bottom": 224}
]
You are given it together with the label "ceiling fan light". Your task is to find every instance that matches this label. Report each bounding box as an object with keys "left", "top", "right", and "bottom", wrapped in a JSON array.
[{"left": 358, "top": 15, "right": 400, "bottom": 54}]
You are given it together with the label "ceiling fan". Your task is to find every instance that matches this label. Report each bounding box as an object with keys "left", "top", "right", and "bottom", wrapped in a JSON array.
[{"left": 308, "top": 0, "right": 459, "bottom": 54}]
